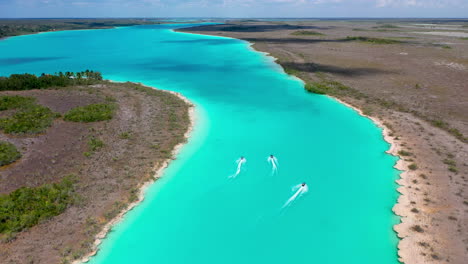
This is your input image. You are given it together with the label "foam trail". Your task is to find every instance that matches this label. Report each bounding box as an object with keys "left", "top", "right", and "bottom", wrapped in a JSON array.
[
  {"left": 282, "top": 184, "right": 308, "bottom": 208},
  {"left": 268, "top": 156, "right": 278, "bottom": 174},
  {"left": 229, "top": 157, "right": 246, "bottom": 178}
]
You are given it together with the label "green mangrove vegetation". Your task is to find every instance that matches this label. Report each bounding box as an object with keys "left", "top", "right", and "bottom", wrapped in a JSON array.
[
  {"left": 0, "top": 95, "right": 35, "bottom": 110},
  {"left": 0, "top": 176, "right": 76, "bottom": 240},
  {"left": 64, "top": 103, "right": 115, "bottom": 123},
  {"left": 291, "top": 30, "right": 325, "bottom": 36},
  {"left": 84, "top": 136, "right": 105, "bottom": 157},
  {"left": 0, "top": 141, "right": 21, "bottom": 166},
  {"left": 304, "top": 77, "right": 350, "bottom": 95},
  {"left": 345, "top": 36, "right": 402, "bottom": 44},
  {"left": 0, "top": 105, "right": 58, "bottom": 134},
  {"left": 0, "top": 95, "right": 59, "bottom": 134},
  {"left": 0, "top": 71, "right": 103, "bottom": 91}
]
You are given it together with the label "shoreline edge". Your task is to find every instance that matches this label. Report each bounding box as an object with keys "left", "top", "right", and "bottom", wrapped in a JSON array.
[{"left": 73, "top": 82, "right": 196, "bottom": 264}]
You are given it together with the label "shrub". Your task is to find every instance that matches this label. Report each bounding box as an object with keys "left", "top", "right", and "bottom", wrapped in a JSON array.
[
  {"left": 64, "top": 103, "right": 115, "bottom": 122},
  {"left": 304, "top": 78, "right": 350, "bottom": 95},
  {"left": 305, "top": 83, "right": 326, "bottom": 94},
  {"left": 0, "top": 176, "right": 76, "bottom": 235},
  {"left": 398, "top": 150, "right": 412, "bottom": 156},
  {"left": 0, "top": 71, "right": 102, "bottom": 91},
  {"left": 411, "top": 225, "right": 424, "bottom": 232},
  {"left": 345, "top": 36, "right": 401, "bottom": 44},
  {"left": 291, "top": 30, "right": 325, "bottom": 36},
  {"left": 88, "top": 137, "right": 104, "bottom": 151},
  {"left": 448, "top": 166, "right": 458, "bottom": 173},
  {"left": 443, "top": 159, "right": 456, "bottom": 166},
  {"left": 0, "top": 95, "right": 36, "bottom": 111},
  {"left": 283, "top": 66, "right": 300, "bottom": 76},
  {"left": 408, "top": 163, "right": 418, "bottom": 170},
  {"left": 119, "top": 132, "right": 131, "bottom": 139},
  {"left": 0, "top": 105, "right": 58, "bottom": 134},
  {"left": 0, "top": 141, "right": 21, "bottom": 166}
]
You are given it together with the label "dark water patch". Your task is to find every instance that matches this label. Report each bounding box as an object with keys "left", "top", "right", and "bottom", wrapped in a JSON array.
[{"left": 0, "top": 57, "right": 66, "bottom": 66}]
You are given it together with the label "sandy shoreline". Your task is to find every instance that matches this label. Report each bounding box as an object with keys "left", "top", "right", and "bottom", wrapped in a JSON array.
[
  {"left": 330, "top": 97, "right": 411, "bottom": 262},
  {"left": 73, "top": 84, "right": 195, "bottom": 264}
]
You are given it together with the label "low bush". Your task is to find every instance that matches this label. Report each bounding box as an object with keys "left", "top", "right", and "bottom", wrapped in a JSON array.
[
  {"left": 398, "top": 150, "right": 412, "bottom": 156},
  {"left": 304, "top": 78, "right": 350, "bottom": 95},
  {"left": 0, "top": 141, "right": 21, "bottom": 166},
  {"left": 0, "top": 71, "right": 102, "bottom": 91},
  {"left": 345, "top": 36, "right": 402, "bottom": 44},
  {"left": 0, "top": 104, "right": 59, "bottom": 134},
  {"left": 119, "top": 132, "right": 131, "bottom": 139},
  {"left": 88, "top": 137, "right": 104, "bottom": 152},
  {"left": 64, "top": 103, "right": 115, "bottom": 122},
  {"left": 411, "top": 225, "right": 424, "bottom": 232},
  {"left": 443, "top": 159, "right": 456, "bottom": 166},
  {"left": 305, "top": 83, "right": 326, "bottom": 94},
  {"left": 376, "top": 24, "right": 400, "bottom": 29},
  {"left": 291, "top": 30, "right": 325, "bottom": 36},
  {"left": 0, "top": 176, "right": 76, "bottom": 235},
  {"left": 0, "top": 95, "right": 36, "bottom": 111}
]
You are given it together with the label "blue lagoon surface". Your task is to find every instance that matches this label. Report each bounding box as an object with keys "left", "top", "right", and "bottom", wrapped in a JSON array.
[{"left": 0, "top": 24, "right": 400, "bottom": 264}]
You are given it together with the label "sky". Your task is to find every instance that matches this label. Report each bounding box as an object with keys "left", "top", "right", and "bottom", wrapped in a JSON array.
[{"left": 0, "top": 0, "right": 467, "bottom": 18}]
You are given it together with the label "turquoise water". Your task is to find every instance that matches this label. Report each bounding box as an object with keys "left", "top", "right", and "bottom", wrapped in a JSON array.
[{"left": 0, "top": 24, "right": 400, "bottom": 264}]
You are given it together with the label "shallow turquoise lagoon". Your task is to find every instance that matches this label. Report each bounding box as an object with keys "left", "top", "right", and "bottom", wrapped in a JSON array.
[{"left": 0, "top": 24, "right": 400, "bottom": 264}]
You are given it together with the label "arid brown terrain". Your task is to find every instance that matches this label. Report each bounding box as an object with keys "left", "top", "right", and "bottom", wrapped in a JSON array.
[
  {"left": 181, "top": 20, "right": 468, "bottom": 264},
  {"left": 0, "top": 82, "right": 191, "bottom": 263}
]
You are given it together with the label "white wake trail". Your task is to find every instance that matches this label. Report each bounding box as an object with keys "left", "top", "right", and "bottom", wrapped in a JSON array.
[
  {"left": 230, "top": 158, "right": 246, "bottom": 178},
  {"left": 268, "top": 156, "right": 278, "bottom": 174},
  {"left": 282, "top": 184, "right": 308, "bottom": 208}
]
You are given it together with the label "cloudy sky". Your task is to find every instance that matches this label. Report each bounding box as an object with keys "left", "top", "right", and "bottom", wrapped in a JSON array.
[{"left": 0, "top": 0, "right": 467, "bottom": 18}]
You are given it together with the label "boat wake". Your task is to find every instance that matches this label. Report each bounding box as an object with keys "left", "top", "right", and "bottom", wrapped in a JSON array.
[
  {"left": 267, "top": 155, "right": 278, "bottom": 174},
  {"left": 282, "top": 183, "right": 308, "bottom": 208},
  {"left": 229, "top": 157, "right": 246, "bottom": 179}
]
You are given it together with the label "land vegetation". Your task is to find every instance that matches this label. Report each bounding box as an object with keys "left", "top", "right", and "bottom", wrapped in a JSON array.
[
  {"left": 0, "top": 70, "right": 103, "bottom": 91},
  {"left": 181, "top": 19, "right": 468, "bottom": 264},
  {"left": 291, "top": 30, "right": 325, "bottom": 36},
  {"left": 0, "top": 72, "right": 191, "bottom": 264},
  {"left": 0, "top": 176, "right": 76, "bottom": 241},
  {"left": 0, "top": 141, "right": 21, "bottom": 166},
  {"left": 344, "top": 36, "right": 402, "bottom": 44}
]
